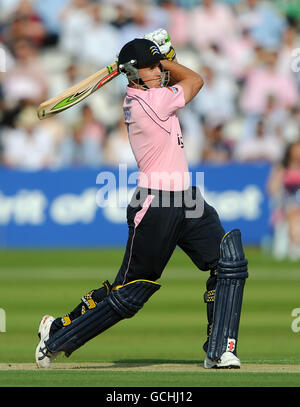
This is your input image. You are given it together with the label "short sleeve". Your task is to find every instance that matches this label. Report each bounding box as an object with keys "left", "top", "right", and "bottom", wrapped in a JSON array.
[{"left": 148, "top": 85, "right": 185, "bottom": 119}]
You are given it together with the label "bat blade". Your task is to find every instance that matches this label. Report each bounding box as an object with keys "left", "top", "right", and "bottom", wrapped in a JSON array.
[{"left": 37, "top": 61, "right": 119, "bottom": 120}]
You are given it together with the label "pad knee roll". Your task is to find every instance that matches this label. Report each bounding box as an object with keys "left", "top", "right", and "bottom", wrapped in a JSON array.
[
  {"left": 109, "top": 280, "right": 161, "bottom": 318},
  {"left": 218, "top": 229, "right": 248, "bottom": 279}
]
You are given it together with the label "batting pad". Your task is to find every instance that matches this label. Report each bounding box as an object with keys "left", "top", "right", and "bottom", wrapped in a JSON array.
[
  {"left": 206, "top": 229, "right": 248, "bottom": 361},
  {"left": 45, "top": 280, "right": 161, "bottom": 356}
]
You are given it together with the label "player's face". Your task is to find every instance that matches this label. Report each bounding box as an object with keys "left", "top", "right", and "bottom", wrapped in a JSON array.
[{"left": 138, "top": 63, "right": 163, "bottom": 88}]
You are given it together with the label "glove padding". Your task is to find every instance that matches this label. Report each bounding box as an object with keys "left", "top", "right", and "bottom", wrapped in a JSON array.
[{"left": 144, "top": 28, "right": 176, "bottom": 61}]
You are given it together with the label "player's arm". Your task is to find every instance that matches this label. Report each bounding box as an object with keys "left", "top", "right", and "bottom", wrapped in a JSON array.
[
  {"left": 161, "top": 59, "right": 204, "bottom": 105},
  {"left": 144, "top": 29, "right": 203, "bottom": 104}
]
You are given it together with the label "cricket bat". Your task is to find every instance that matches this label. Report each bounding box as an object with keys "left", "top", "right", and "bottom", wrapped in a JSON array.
[{"left": 37, "top": 61, "right": 119, "bottom": 120}]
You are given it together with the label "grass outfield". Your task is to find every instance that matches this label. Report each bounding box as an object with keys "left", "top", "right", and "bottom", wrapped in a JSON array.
[{"left": 0, "top": 247, "right": 300, "bottom": 387}]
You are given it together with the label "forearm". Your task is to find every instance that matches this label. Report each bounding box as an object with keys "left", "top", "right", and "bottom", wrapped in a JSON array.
[
  {"left": 161, "top": 59, "right": 204, "bottom": 103},
  {"left": 161, "top": 59, "right": 203, "bottom": 87}
]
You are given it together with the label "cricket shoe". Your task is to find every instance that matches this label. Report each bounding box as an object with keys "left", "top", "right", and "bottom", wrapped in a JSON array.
[
  {"left": 204, "top": 351, "right": 241, "bottom": 369},
  {"left": 35, "top": 315, "right": 59, "bottom": 368}
]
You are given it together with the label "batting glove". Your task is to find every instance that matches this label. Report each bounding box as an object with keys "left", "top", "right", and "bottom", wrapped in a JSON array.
[{"left": 144, "top": 28, "right": 176, "bottom": 61}]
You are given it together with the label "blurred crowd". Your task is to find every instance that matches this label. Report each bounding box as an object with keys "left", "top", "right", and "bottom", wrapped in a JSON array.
[{"left": 0, "top": 0, "right": 300, "bottom": 255}]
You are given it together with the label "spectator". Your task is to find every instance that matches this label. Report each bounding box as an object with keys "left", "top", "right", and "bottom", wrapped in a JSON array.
[
  {"left": 109, "top": 2, "right": 133, "bottom": 30},
  {"left": 262, "top": 95, "right": 290, "bottom": 141},
  {"left": 158, "top": 0, "right": 190, "bottom": 49},
  {"left": 200, "top": 43, "right": 232, "bottom": 78},
  {"left": 57, "top": 105, "right": 105, "bottom": 167},
  {"left": 105, "top": 118, "right": 136, "bottom": 167},
  {"left": 34, "top": 0, "right": 69, "bottom": 39},
  {"left": 234, "top": 118, "right": 284, "bottom": 163},
  {"left": 2, "top": 39, "right": 48, "bottom": 105},
  {"left": 1, "top": 105, "right": 56, "bottom": 170},
  {"left": 267, "top": 140, "right": 300, "bottom": 259},
  {"left": 189, "top": 0, "right": 237, "bottom": 51},
  {"left": 58, "top": 0, "right": 92, "bottom": 58},
  {"left": 192, "top": 65, "right": 238, "bottom": 123},
  {"left": 118, "top": 2, "right": 167, "bottom": 47},
  {"left": 2, "top": 0, "right": 46, "bottom": 47},
  {"left": 78, "top": 104, "right": 106, "bottom": 146},
  {"left": 202, "top": 121, "right": 233, "bottom": 163},
  {"left": 240, "top": 49, "right": 299, "bottom": 117},
  {"left": 238, "top": 0, "right": 287, "bottom": 49},
  {"left": 221, "top": 26, "right": 256, "bottom": 80},
  {"left": 80, "top": 3, "right": 120, "bottom": 67},
  {"left": 282, "top": 105, "right": 300, "bottom": 144},
  {"left": 260, "top": 96, "right": 300, "bottom": 145},
  {"left": 0, "top": 0, "right": 299, "bottom": 174}
]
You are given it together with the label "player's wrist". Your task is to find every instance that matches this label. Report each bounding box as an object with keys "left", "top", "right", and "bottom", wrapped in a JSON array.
[{"left": 164, "top": 45, "right": 176, "bottom": 62}]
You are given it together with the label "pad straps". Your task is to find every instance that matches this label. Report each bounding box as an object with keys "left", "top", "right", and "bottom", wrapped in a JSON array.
[
  {"left": 206, "top": 229, "right": 248, "bottom": 361},
  {"left": 45, "top": 280, "right": 160, "bottom": 356}
]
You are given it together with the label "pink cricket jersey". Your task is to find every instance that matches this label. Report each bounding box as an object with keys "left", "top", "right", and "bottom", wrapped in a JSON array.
[{"left": 123, "top": 84, "right": 190, "bottom": 191}]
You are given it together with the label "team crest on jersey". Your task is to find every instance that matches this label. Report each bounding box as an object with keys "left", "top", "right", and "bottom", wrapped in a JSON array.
[
  {"left": 167, "top": 86, "right": 178, "bottom": 94},
  {"left": 150, "top": 45, "right": 160, "bottom": 55}
]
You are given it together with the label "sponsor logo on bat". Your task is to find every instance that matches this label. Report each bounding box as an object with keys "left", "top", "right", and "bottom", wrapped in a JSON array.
[
  {"left": 51, "top": 88, "right": 92, "bottom": 111},
  {"left": 95, "top": 69, "right": 119, "bottom": 90}
]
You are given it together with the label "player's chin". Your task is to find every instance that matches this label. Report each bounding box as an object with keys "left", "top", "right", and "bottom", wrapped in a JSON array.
[{"left": 149, "top": 81, "right": 162, "bottom": 88}]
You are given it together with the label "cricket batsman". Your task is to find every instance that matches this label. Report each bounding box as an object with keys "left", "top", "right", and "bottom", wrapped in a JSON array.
[{"left": 35, "top": 29, "right": 248, "bottom": 369}]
